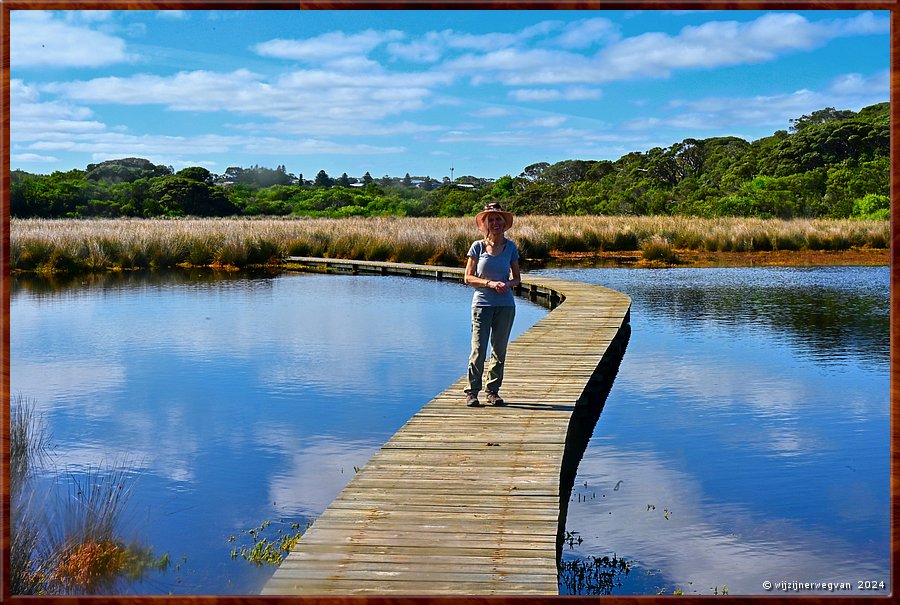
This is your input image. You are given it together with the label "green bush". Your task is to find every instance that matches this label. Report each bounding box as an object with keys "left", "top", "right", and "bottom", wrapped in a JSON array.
[{"left": 852, "top": 194, "right": 890, "bottom": 220}]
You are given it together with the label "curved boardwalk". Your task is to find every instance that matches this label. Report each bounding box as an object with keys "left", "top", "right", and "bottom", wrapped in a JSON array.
[{"left": 263, "top": 258, "right": 632, "bottom": 595}]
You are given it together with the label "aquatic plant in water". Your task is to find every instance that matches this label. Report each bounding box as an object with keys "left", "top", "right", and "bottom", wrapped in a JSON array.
[
  {"left": 559, "top": 553, "right": 632, "bottom": 595},
  {"left": 10, "top": 394, "right": 170, "bottom": 594},
  {"left": 230, "top": 519, "right": 306, "bottom": 566}
]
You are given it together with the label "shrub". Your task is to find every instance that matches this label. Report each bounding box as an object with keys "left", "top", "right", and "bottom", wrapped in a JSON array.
[{"left": 640, "top": 236, "right": 678, "bottom": 263}]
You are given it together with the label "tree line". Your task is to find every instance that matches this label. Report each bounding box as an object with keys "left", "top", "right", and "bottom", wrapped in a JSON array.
[{"left": 9, "top": 103, "right": 889, "bottom": 221}]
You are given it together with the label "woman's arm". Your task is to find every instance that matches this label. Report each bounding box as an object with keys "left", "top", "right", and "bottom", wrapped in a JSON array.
[
  {"left": 464, "top": 256, "right": 506, "bottom": 291},
  {"left": 507, "top": 259, "right": 521, "bottom": 288}
]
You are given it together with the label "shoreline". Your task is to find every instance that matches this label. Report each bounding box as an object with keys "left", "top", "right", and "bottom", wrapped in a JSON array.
[{"left": 539, "top": 247, "right": 889, "bottom": 269}]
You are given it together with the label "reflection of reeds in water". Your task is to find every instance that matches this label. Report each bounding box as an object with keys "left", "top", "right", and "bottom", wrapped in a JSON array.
[
  {"left": 10, "top": 395, "right": 51, "bottom": 594},
  {"left": 558, "top": 553, "right": 632, "bottom": 595},
  {"left": 10, "top": 216, "right": 889, "bottom": 273},
  {"left": 10, "top": 395, "right": 166, "bottom": 595}
]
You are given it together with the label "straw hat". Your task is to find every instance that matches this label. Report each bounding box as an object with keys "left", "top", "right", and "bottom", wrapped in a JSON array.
[{"left": 475, "top": 202, "right": 514, "bottom": 232}]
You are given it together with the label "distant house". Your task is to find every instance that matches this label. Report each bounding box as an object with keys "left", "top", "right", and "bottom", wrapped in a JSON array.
[
  {"left": 454, "top": 183, "right": 476, "bottom": 189},
  {"left": 349, "top": 182, "right": 366, "bottom": 188}
]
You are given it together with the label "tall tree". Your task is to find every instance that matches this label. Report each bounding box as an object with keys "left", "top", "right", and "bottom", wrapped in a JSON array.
[{"left": 314, "top": 170, "right": 333, "bottom": 187}]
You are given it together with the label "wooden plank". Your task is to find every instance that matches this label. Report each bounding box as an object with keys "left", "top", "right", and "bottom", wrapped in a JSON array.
[{"left": 263, "top": 258, "right": 631, "bottom": 596}]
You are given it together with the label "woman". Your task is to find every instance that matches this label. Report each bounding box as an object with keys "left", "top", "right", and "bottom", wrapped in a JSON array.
[{"left": 463, "top": 202, "right": 521, "bottom": 407}]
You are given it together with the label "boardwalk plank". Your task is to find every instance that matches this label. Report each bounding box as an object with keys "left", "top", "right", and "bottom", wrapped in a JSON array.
[{"left": 263, "top": 259, "right": 630, "bottom": 595}]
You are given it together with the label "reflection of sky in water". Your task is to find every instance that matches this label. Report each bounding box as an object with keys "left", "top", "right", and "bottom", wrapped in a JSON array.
[
  {"left": 537, "top": 266, "right": 889, "bottom": 595},
  {"left": 10, "top": 266, "right": 888, "bottom": 595},
  {"left": 10, "top": 272, "right": 547, "bottom": 594}
]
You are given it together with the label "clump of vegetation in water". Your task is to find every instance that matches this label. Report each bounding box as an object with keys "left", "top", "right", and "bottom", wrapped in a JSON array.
[
  {"left": 559, "top": 553, "right": 632, "bottom": 595},
  {"left": 229, "top": 519, "right": 306, "bottom": 566},
  {"left": 10, "top": 394, "right": 170, "bottom": 595}
]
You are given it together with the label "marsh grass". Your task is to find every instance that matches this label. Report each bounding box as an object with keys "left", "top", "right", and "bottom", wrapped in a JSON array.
[
  {"left": 10, "top": 395, "right": 52, "bottom": 594},
  {"left": 10, "top": 394, "right": 168, "bottom": 595},
  {"left": 10, "top": 216, "right": 889, "bottom": 274},
  {"left": 640, "top": 236, "right": 678, "bottom": 264}
]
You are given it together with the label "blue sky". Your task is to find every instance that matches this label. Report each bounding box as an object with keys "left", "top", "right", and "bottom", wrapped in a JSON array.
[{"left": 10, "top": 9, "right": 889, "bottom": 181}]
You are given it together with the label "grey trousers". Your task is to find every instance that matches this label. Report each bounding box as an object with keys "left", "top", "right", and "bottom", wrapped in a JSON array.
[{"left": 467, "top": 305, "right": 516, "bottom": 394}]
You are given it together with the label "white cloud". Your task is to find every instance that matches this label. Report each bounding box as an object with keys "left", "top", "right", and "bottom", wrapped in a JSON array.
[
  {"left": 254, "top": 29, "right": 405, "bottom": 61},
  {"left": 598, "top": 12, "right": 888, "bottom": 82},
  {"left": 64, "top": 10, "right": 115, "bottom": 24},
  {"left": 554, "top": 17, "right": 619, "bottom": 48},
  {"left": 441, "top": 12, "right": 888, "bottom": 89},
  {"left": 623, "top": 70, "right": 888, "bottom": 134},
  {"left": 509, "top": 87, "right": 602, "bottom": 102},
  {"left": 156, "top": 10, "right": 188, "bottom": 20},
  {"left": 11, "top": 152, "right": 58, "bottom": 163},
  {"left": 828, "top": 70, "right": 889, "bottom": 95},
  {"left": 387, "top": 20, "right": 565, "bottom": 64},
  {"left": 10, "top": 79, "right": 107, "bottom": 143},
  {"left": 11, "top": 10, "right": 132, "bottom": 68},
  {"left": 469, "top": 107, "right": 514, "bottom": 118},
  {"left": 387, "top": 31, "right": 449, "bottom": 63},
  {"left": 517, "top": 115, "right": 568, "bottom": 128},
  {"left": 41, "top": 68, "right": 267, "bottom": 110},
  {"left": 37, "top": 67, "right": 448, "bottom": 132},
  {"left": 446, "top": 48, "right": 598, "bottom": 86}
]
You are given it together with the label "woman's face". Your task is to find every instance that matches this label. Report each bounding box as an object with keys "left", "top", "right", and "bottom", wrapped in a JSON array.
[{"left": 485, "top": 213, "right": 506, "bottom": 233}]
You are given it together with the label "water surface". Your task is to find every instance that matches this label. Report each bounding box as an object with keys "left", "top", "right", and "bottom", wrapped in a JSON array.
[
  {"left": 539, "top": 266, "right": 889, "bottom": 596},
  {"left": 10, "top": 270, "right": 546, "bottom": 594},
  {"left": 10, "top": 265, "right": 889, "bottom": 595}
]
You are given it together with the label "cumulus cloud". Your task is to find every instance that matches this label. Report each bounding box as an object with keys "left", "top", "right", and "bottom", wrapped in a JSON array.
[
  {"left": 254, "top": 29, "right": 405, "bottom": 61},
  {"left": 11, "top": 10, "right": 132, "bottom": 68},
  {"left": 597, "top": 11, "right": 889, "bottom": 82},
  {"left": 632, "top": 72, "right": 888, "bottom": 135},
  {"left": 12, "top": 152, "right": 59, "bottom": 163},
  {"left": 828, "top": 69, "right": 889, "bottom": 95},
  {"left": 554, "top": 17, "right": 619, "bottom": 48},
  {"left": 437, "top": 12, "right": 888, "bottom": 89}
]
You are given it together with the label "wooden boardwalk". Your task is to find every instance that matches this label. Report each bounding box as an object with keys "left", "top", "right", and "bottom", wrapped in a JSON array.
[{"left": 263, "top": 258, "right": 632, "bottom": 595}]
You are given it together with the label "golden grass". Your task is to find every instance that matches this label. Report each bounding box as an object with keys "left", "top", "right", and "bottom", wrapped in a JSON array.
[{"left": 10, "top": 215, "right": 890, "bottom": 273}]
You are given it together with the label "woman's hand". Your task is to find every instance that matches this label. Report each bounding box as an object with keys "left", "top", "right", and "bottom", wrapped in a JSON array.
[{"left": 490, "top": 280, "right": 509, "bottom": 293}]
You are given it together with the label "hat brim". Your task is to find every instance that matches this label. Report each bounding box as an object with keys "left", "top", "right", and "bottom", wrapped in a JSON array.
[{"left": 475, "top": 210, "right": 514, "bottom": 231}]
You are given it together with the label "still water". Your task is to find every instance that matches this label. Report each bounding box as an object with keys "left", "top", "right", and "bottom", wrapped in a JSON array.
[
  {"left": 10, "top": 265, "right": 889, "bottom": 595},
  {"left": 537, "top": 266, "right": 890, "bottom": 596}
]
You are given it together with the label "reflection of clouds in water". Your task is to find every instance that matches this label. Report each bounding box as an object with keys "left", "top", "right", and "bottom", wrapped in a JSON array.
[
  {"left": 617, "top": 353, "right": 818, "bottom": 458},
  {"left": 12, "top": 359, "right": 125, "bottom": 413},
  {"left": 620, "top": 351, "right": 810, "bottom": 414},
  {"left": 37, "top": 399, "right": 201, "bottom": 487},
  {"left": 566, "top": 446, "right": 887, "bottom": 594},
  {"left": 264, "top": 434, "right": 380, "bottom": 516},
  {"left": 616, "top": 350, "right": 886, "bottom": 458}
]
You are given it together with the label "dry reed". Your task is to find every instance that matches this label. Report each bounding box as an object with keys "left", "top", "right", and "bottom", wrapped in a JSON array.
[{"left": 10, "top": 215, "right": 889, "bottom": 273}]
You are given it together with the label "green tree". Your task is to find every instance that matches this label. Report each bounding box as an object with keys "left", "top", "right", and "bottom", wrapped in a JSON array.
[
  {"left": 314, "top": 170, "right": 333, "bottom": 187},
  {"left": 790, "top": 107, "right": 856, "bottom": 132},
  {"left": 176, "top": 166, "right": 214, "bottom": 184},
  {"left": 149, "top": 176, "right": 238, "bottom": 216},
  {"left": 86, "top": 157, "right": 171, "bottom": 183}
]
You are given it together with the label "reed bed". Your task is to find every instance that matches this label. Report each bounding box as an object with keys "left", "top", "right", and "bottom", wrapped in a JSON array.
[{"left": 10, "top": 215, "right": 890, "bottom": 274}]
